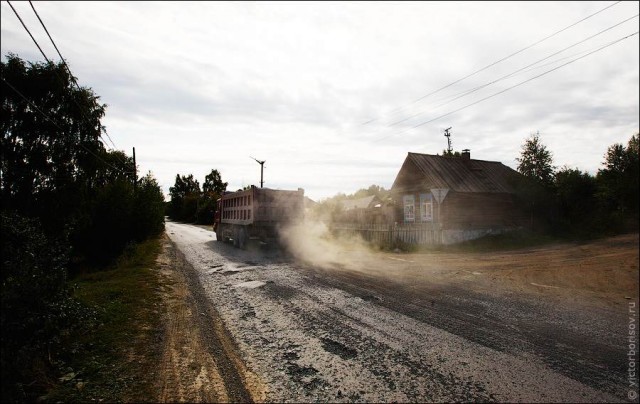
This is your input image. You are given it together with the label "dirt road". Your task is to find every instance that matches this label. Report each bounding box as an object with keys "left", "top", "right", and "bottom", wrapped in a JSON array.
[
  {"left": 154, "top": 235, "right": 265, "bottom": 402},
  {"left": 164, "top": 221, "right": 638, "bottom": 402}
]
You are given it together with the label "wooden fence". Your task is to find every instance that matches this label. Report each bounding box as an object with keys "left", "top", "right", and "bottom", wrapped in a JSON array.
[{"left": 329, "top": 223, "right": 442, "bottom": 247}]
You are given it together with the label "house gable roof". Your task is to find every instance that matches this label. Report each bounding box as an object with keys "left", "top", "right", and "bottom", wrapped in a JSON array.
[
  {"left": 391, "top": 152, "right": 522, "bottom": 193},
  {"left": 340, "top": 195, "right": 380, "bottom": 210}
]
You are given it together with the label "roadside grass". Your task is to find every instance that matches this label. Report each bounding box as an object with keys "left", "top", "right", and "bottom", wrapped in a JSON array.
[{"left": 44, "top": 237, "right": 164, "bottom": 403}]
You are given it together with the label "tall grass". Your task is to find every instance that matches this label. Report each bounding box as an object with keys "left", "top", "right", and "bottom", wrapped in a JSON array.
[{"left": 45, "top": 238, "right": 164, "bottom": 403}]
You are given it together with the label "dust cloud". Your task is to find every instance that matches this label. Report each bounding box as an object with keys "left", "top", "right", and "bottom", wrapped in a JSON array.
[{"left": 278, "top": 220, "right": 376, "bottom": 272}]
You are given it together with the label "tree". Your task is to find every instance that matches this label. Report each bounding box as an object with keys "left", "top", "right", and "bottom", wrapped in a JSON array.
[
  {"left": 203, "top": 169, "right": 227, "bottom": 196},
  {"left": 1, "top": 54, "right": 166, "bottom": 399},
  {"left": 442, "top": 149, "right": 461, "bottom": 157},
  {"left": 516, "top": 133, "right": 555, "bottom": 188},
  {"left": 168, "top": 174, "right": 201, "bottom": 221},
  {"left": 351, "top": 184, "right": 390, "bottom": 201},
  {"left": 196, "top": 169, "right": 228, "bottom": 225},
  {"left": 554, "top": 167, "right": 598, "bottom": 235},
  {"left": 133, "top": 172, "right": 166, "bottom": 240},
  {"left": 597, "top": 133, "right": 639, "bottom": 219},
  {"left": 76, "top": 178, "right": 135, "bottom": 264},
  {"left": 1, "top": 54, "right": 108, "bottom": 232}
]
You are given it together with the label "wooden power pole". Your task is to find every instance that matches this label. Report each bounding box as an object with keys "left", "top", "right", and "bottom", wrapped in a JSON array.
[{"left": 133, "top": 147, "right": 137, "bottom": 192}]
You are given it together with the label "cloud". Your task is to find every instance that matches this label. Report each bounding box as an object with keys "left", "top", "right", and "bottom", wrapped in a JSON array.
[{"left": 1, "top": 1, "right": 638, "bottom": 201}]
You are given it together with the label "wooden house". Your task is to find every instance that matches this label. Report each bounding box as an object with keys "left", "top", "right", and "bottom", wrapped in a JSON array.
[{"left": 390, "top": 150, "right": 528, "bottom": 243}]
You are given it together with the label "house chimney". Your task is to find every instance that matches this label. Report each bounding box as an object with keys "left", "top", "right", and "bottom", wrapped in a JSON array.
[{"left": 461, "top": 149, "right": 471, "bottom": 160}]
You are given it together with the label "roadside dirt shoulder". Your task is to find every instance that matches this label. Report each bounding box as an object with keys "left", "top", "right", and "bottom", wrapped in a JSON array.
[
  {"left": 417, "top": 232, "right": 639, "bottom": 307},
  {"left": 154, "top": 234, "right": 264, "bottom": 402}
]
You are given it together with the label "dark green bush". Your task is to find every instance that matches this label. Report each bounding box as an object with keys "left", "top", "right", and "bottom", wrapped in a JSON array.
[{"left": 1, "top": 212, "right": 87, "bottom": 402}]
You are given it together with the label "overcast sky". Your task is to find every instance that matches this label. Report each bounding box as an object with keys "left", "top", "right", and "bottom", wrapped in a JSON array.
[{"left": 2, "top": 1, "right": 638, "bottom": 201}]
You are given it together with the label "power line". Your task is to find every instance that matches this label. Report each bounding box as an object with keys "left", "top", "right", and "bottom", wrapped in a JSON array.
[
  {"left": 409, "top": 31, "right": 639, "bottom": 131},
  {"left": 6, "top": 0, "right": 52, "bottom": 64},
  {"left": 28, "top": 1, "right": 67, "bottom": 71},
  {"left": 362, "top": 1, "right": 622, "bottom": 125},
  {"left": 375, "top": 30, "right": 639, "bottom": 142},
  {"left": 7, "top": 0, "right": 132, "bottom": 176},
  {"left": 27, "top": 0, "right": 120, "bottom": 152},
  {"left": 7, "top": 0, "right": 120, "bottom": 153},
  {"left": 389, "top": 13, "right": 639, "bottom": 127}
]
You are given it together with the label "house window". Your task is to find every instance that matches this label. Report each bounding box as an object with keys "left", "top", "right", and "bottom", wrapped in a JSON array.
[
  {"left": 420, "top": 193, "right": 433, "bottom": 222},
  {"left": 403, "top": 195, "right": 415, "bottom": 222}
]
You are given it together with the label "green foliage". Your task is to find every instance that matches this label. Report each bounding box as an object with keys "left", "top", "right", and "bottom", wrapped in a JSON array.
[
  {"left": 596, "top": 133, "right": 639, "bottom": 220},
  {"left": 545, "top": 133, "right": 639, "bottom": 237},
  {"left": 199, "top": 169, "right": 227, "bottom": 224},
  {"left": 78, "top": 179, "right": 135, "bottom": 264},
  {"left": 516, "top": 133, "right": 555, "bottom": 188},
  {"left": 510, "top": 171, "right": 557, "bottom": 232},
  {"left": 311, "top": 184, "right": 390, "bottom": 222},
  {"left": 195, "top": 196, "right": 217, "bottom": 225},
  {"left": 352, "top": 184, "right": 390, "bottom": 201},
  {"left": 1, "top": 212, "right": 88, "bottom": 402},
  {"left": 181, "top": 193, "right": 200, "bottom": 223},
  {"left": 134, "top": 173, "right": 166, "bottom": 240},
  {"left": 1, "top": 54, "right": 166, "bottom": 400},
  {"left": 203, "top": 169, "right": 227, "bottom": 196},
  {"left": 73, "top": 173, "right": 165, "bottom": 265},
  {"left": 167, "top": 174, "right": 201, "bottom": 221},
  {"left": 554, "top": 167, "right": 599, "bottom": 236},
  {"left": 45, "top": 238, "right": 163, "bottom": 403},
  {"left": 442, "top": 149, "right": 462, "bottom": 157},
  {"left": 2, "top": 54, "right": 107, "bottom": 236},
  {"left": 168, "top": 169, "right": 227, "bottom": 224},
  {"left": 1, "top": 54, "right": 164, "bottom": 263}
]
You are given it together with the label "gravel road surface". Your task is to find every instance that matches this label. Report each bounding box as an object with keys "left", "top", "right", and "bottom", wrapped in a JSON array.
[{"left": 165, "top": 220, "right": 634, "bottom": 403}]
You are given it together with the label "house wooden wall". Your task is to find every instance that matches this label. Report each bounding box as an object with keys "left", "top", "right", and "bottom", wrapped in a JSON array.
[
  {"left": 440, "top": 191, "right": 528, "bottom": 230},
  {"left": 393, "top": 190, "right": 527, "bottom": 230}
]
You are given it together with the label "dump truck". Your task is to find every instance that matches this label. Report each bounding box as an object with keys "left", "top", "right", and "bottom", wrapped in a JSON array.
[{"left": 213, "top": 185, "right": 304, "bottom": 249}]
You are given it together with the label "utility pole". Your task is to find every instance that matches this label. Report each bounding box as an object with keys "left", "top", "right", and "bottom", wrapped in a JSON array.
[
  {"left": 132, "top": 147, "right": 137, "bottom": 192},
  {"left": 250, "top": 156, "right": 265, "bottom": 188},
  {"left": 444, "top": 127, "right": 452, "bottom": 154}
]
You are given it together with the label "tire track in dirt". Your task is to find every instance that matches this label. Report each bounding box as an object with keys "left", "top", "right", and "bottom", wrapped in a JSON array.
[{"left": 155, "top": 235, "right": 262, "bottom": 402}]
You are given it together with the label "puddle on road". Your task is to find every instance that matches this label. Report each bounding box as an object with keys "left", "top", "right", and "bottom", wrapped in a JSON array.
[
  {"left": 320, "top": 337, "right": 358, "bottom": 360},
  {"left": 213, "top": 262, "right": 248, "bottom": 274},
  {"left": 263, "top": 282, "right": 298, "bottom": 300},
  {"left": 361, "top": 294, "right": 383, "bottom": 303},
  {"left": 233, "top": 280, "right": 267, "bottom": 289},
  {"left": 204, "top": 264, "right": 224, "bottom": 275}
]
